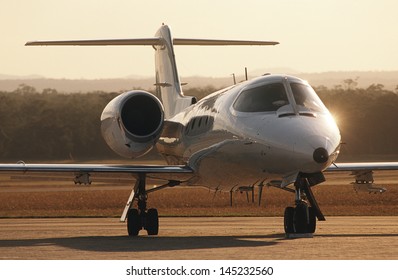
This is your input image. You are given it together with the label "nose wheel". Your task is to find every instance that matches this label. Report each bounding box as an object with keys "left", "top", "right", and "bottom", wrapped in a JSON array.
[
  {"left": 284, "top": 173, "right": 325, "bottom": 235},
  {"left": 284, "top": 204, "right": 316, "bottom": 234}
]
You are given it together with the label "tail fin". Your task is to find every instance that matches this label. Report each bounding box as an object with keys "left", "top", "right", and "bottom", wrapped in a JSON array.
[
  {"left": 152, "top": 25, "right": 279, "bottom": 119},
  {"left": 153, "top": 25, "right": 194, "bottom": 119},
  {"left": 26, "top": 24, "right": 278, "bottom": 119}
]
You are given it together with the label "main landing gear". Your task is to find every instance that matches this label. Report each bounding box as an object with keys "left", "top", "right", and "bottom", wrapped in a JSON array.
[
  {"left": 127, "top": 208, "right": 159, "bottom": 236},
  {"left": 124, "top": 174, "right": 159, "bottom": 236},
  {"left": 284, "top": 172, "right": 326, "bottom": 235},
  {"left": 121, "top": 174, "right": 180, "bottom": 236}
]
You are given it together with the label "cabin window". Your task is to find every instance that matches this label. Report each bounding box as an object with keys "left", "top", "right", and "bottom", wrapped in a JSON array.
[{"left": 233, "top": 83, "right": 289, "bottom": 112}]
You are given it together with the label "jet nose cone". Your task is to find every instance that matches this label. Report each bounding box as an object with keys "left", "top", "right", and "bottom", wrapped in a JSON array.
[{"left": 313, "top": 147, "right": 329, "bottom": 164}]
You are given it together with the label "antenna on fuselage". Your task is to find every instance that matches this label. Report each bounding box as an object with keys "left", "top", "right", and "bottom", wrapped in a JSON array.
[
  {"left": 245, "top": 67, "right": 248, "bottom": 81},
  {"left": 231, "top": 73, "right": 236, "bottom": 85}
]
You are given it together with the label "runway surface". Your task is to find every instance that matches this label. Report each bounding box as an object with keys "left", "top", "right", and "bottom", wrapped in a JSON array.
[{"left": 0, "top": 216, "right": 397, "bottom": 259}]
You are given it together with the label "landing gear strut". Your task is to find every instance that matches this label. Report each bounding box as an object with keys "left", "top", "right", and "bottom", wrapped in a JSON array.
[
  {"left": 284, "top": 172, "right": 325, "bottom": 235},
  {"left": 122, "top": 174, "right": 181, "bottom": 236},
  {"left": 126, "top": 174, "right": 159, "bottom": 236}
]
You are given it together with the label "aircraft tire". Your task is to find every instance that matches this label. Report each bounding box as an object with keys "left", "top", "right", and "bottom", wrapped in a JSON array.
[
  {"left": 308, "top": 207, "right": 316, "bottom": 233},
  {"left": 127, "top": 209, "right": 141, "bottom": 236},
  {"left": 294, "top": 203, "right": 309, "bottom": 233},
  {"left": 146, "top": 208, "right": 159, "bottom": 235},
  {"left": 284, "top": 207, "right": 295, "bottom": 234}
]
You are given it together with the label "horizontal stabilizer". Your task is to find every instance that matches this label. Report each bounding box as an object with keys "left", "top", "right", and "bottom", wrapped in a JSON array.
[
  {"left": 173, "top": 38, "right": 279, "bottom": 46},
  {"left": 26, "top": 38, "right": 279, "bottom": 46},
  {"left": 25, "top": 24, "right": 279, "bottom": 120},
  {"left": 25, "top": 38, "right": 162, "bottom": 46}
]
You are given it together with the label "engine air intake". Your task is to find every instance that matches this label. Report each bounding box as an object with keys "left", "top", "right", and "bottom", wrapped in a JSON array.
[{"left": 121, "top": 94, "right": 163, "bottom": 137}]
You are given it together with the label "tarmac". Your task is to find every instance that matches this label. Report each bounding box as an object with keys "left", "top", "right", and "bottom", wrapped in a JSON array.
[{"left": 0, "top": 216, "right": 397, "bottom": 259}]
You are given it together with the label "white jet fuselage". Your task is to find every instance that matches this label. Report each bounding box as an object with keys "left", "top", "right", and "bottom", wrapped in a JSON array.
[{"left": 157, "top": 74, "right": 341, "bottom": 190}]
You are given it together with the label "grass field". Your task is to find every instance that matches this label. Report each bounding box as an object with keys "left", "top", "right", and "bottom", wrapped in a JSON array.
[{"left": 0, "top": 181, "right": 397, "bottom": 218}]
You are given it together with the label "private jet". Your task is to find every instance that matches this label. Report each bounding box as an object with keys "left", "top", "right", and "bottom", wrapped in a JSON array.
[{"left": 1, "top": 24, "right": 396, "bottom": 236}]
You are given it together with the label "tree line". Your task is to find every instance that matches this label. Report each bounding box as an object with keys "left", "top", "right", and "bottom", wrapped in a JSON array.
[
  {"left": 1, "top": 83, "right": 398, "bottom": 161},
  {"left": 315, "top": 83, "right": 398, "bottom": 160}
]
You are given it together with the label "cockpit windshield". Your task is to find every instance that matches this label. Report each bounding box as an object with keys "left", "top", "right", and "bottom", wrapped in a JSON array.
[
  {"left": 290, "top": 83, "right": 327, "bottom": 113},
  {"left": 233, "top": 83, "right": 289, "bottom": 112}
]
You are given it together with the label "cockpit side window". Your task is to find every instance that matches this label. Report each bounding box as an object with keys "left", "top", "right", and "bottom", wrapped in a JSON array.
[
  {"left": 233, "top": 83, "right": 289, "bottom": 112},
  {"left": 290, "top": 83, "right": 327, "bottom": 113}
]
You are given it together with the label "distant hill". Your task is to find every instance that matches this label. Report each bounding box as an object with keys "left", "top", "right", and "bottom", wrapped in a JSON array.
[
  {"left": 0, "top": 74, "right": 44, "bottom": 80},
  {"left": 0, "top": 71, "right": 397, "bottom": 92},
  {"left": 299, "top": 71, "right": 398, "bottom": 91},
  {"left": 0, "top": 76, "right": 234, "bottom": 93}
]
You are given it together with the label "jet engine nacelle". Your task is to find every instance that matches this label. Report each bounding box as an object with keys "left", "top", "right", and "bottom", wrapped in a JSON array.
[{"left": 100, "top": 90, "right": 164, "bottom": 158}]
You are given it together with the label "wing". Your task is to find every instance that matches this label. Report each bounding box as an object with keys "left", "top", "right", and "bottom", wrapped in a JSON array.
[
  {"left": 0, "top": 163, "right": 192, "bottom": 173},
  {"left": 0, "top": 163, "right": 194, "bottom": 185},
  {"left": 327, "top": 162, "right": 398, "bottom": 171},
  {"left": 0, "top": 162, "right": 195, "bottom": 223},
  {"left": 325, "top": 162, "right": 398, "bottom": 193}
]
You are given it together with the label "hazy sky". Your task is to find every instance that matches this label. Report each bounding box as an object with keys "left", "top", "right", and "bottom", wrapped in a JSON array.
[{"left": 1, "top": 0, "right": 398, "bottom": 79}]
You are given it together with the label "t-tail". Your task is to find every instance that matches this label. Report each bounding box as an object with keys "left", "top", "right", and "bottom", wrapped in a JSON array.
[
  {"left": 153, "top": 25, "right": 195, "bottom": 119},
  {"left": 26, "top": 24, "right": 279, "bottom": 119}
]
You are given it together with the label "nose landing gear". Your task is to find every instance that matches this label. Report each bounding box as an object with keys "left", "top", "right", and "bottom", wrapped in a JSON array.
[
  {"left": 284, "top": 203, "right": 316, "bottom": 234},
  {"left": 284, "top": 172, "right": 325, "bottom": 235}
]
